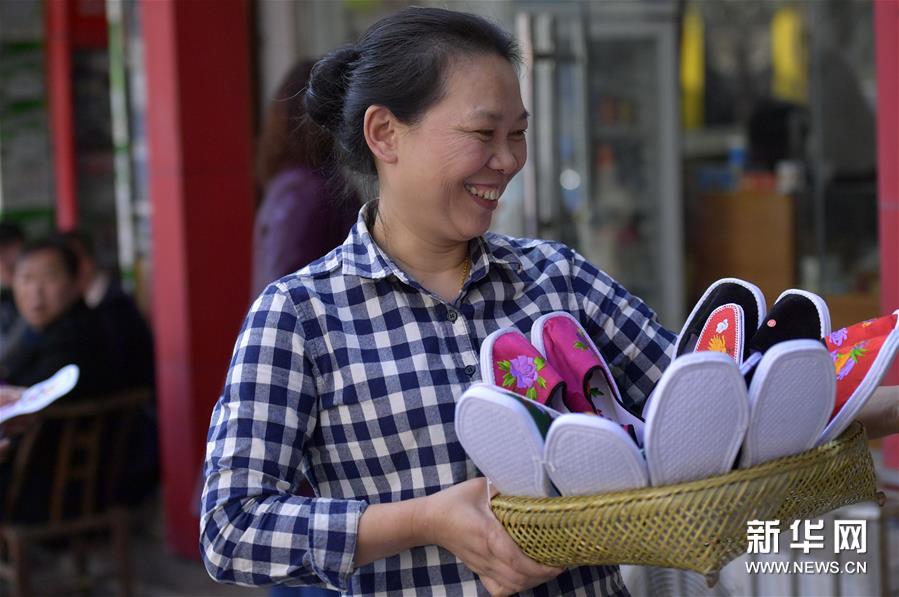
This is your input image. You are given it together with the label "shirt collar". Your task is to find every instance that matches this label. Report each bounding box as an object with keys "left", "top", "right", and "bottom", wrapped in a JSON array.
[{"left": 340, "top": 201, "right": 522, "bottom": 281}]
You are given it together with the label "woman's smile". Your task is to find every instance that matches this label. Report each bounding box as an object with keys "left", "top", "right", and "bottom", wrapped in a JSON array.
[{"left": 464, "top": 182, "right": 504, "bottom": 209}]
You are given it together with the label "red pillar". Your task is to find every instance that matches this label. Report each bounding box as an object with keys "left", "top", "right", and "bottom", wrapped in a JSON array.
[
  {"left": 875, "top": 0, "right": 899, "bottom": 471},
  {"left": 141, "top": 0, "right": 254, "bottom": 557},
  {"left": 45, "top": 0, "right": 78, "bottom": 230}
]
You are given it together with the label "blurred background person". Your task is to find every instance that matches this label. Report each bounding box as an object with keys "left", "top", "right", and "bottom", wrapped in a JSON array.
[
  {"left": 60, "top": 230, "right": 156, "bottom": 390},
  {"left": 252, "top": 59, "right": 360, "bottom": 297},
  {"left": 0, "top": 221, "right": 25, "bottom": 357},
  {"left": 0, "top": 238, "right": 110, "bottom": 393},
  {"left": 0, "top": 236, "right": 159, "bottom": 522},
  {"left": 0, "top": 238, "right": 115, "bottom": 522}
]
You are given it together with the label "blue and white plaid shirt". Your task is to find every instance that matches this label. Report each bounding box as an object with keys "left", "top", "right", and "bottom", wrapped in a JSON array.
[{"left": 201, "top": 204, "right": 676, "bottom": 595}]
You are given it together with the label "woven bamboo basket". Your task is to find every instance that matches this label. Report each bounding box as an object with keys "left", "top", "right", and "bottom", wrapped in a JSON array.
[{"left": 490, "top": 422, "right": 884, "bottom": 585}]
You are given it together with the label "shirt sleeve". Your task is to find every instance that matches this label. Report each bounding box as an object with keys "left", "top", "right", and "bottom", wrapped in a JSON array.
[
  {"left": 200, "top": 283, "right": 367, "bottom": 590},
  {"left": 568, "top": 249, "right": 677, "bottom": 414}
]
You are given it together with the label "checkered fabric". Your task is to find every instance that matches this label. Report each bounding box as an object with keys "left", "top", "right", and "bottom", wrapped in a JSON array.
[{"left": 201, "top": 203, "right": 676, "bottom": 595}]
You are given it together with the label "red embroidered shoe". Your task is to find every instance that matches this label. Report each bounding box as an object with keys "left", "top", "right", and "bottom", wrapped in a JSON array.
[
  {"left": 677, "top": 278, "right": 766, "bottom": 362},
  {"left": 693, "top": 303, "right": 746, "bottom": 365},
  {"left": 818, "top": 310, "right": 899, "bottom": 445},
  {"left": 825, "top": 310, "right": 899, "bottom": 349}
]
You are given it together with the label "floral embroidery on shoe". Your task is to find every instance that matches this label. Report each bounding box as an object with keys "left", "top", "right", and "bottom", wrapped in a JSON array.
[
  {"left": 574, "top": 328, "right": 601, "bottom": 359},
  {"left": 498, "top": 355, "right": 547, "bottom": 400},
  {"left": 828, "top": 328, "right": 849, "bottom": 347},
  {"left": 833, "top": 341, "right": 868, "bottom": 381}
]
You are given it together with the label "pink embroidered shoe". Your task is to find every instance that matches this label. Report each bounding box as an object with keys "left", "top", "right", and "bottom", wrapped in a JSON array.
[
  {"left": 479, "top": 327, "right": 566, "bottom": 410},
  {"left": 530, "top": 311, "right": 645, "bottom": 440}
]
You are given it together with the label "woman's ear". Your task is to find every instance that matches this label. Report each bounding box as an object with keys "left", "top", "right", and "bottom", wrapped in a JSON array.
[{"left": 363, "top": 105, "right": 399, "bottom": 165}]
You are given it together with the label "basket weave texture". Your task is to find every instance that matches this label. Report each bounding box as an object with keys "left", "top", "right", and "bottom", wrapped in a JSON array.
[{"left": 490, "top": 422, "right": 878, "bottom": 579}]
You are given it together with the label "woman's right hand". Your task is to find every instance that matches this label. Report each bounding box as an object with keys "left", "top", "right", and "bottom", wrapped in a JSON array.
[{"left": 419, "top": 477, "right": 564, "bottom": 596}]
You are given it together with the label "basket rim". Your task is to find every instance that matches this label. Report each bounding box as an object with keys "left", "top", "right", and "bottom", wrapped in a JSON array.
[{"left": 492, "top": 421, "right": 867, "bottom": 512}]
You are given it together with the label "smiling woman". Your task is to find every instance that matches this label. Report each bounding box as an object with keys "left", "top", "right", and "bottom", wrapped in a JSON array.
[{"left": 200, "top": 7, "right": 676, "bottom": 596}]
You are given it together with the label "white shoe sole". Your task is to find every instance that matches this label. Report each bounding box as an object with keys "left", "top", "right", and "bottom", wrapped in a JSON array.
[
  {"left": 455, "top": 383, "right": 559, "bottom": 497},
  {"left": 643, "top": 352, "right": 749, "bottom": 486},
  {"left": 544, "top": 414, "right": 648, "bottom": 495},
  {"left": 740, "top": 340, "right": 835, "bottom": 468}
]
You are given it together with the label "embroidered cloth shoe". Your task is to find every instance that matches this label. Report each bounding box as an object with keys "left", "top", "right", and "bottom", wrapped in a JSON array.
[
  {"left": 818, "top": 309, "right": 899, "bottom": 445},
  {"left": 742, "top": 288, "right": 832, "bottom": 380},
  {"left": 544, "top": 413, "right": 648, "bottom": 496},
  {"left": 691, "top": 303, "right": 746, "bottom": 365},
  {"left": 825, "top": 310, "right": 899, "bottom": 349},
  {"left": 530, "top": 311, "right": 645, "bottom": 439},
  {"left": 739, "top": 340, "right": 835, "bottom": 468},
  {"left": 748, "top": 289, "right": 831, "bottom": 354},
  {"left": 455, "top": 383, "right": 561, "bottom": 497},
  {"left": 480, "top": 327, "right": 567, "bottom": 411},
  {"left": 677, "top": 278, "right": 766, "bottom": 362},
  {"left": 643, "top": 352, "right": 749, "bottom": 486}
]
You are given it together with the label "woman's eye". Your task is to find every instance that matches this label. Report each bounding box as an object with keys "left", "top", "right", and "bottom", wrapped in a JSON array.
[{"left": 511, "top": 129, "right": 527, "bottom": 139}]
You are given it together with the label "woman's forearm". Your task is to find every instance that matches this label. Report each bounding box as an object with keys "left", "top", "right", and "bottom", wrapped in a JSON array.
[
  {"left": 856, "top": 385, "right": 899, "bottom": 440},
  {"left": 353, "top": 495, "right": 432, "bottom": 568}
]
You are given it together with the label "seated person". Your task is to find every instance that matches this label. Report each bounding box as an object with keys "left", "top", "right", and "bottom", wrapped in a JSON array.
[
  {"left": 0, "top": 239, "right": 129, "bottom": 522},
  {"left": 0, "top": 238, "right": 114, "bottom": 394},
  {"left": 59, "top": 230, "right": 155, "bottom": 389}
]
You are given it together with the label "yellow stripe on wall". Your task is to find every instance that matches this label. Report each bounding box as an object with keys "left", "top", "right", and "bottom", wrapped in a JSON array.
[
  {"left": 680, "top": 3, "right": 705, "bottom": 130},
  {"left": 772, "top": 6, "right": 808, "bottom": 104}
]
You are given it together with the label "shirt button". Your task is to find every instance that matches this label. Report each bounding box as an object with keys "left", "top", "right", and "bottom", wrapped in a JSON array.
[
  {"left": 447, "top": 309, "right": 458, "bottom": 323},
  {"left": 464, "top": 365, "right": 476, "bottom": 377}
]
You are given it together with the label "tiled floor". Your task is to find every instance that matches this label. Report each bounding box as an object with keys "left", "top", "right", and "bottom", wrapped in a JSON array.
[{"left": 127, "top": 494, "right": 267, "bottom": 597}]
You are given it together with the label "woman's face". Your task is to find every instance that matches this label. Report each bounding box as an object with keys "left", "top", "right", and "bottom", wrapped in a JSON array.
[{"left": 386, "top": 52, "right": 528, "bottom": 242}]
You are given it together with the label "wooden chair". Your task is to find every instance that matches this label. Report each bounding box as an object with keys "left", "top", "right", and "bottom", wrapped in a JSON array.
[{"left": 0, "top": 388, "right": 151, "bottom": 597}]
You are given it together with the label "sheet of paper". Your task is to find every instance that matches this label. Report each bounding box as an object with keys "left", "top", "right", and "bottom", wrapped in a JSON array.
[{"left": 0, "top": 365, "right": 80, "bottom": 424}]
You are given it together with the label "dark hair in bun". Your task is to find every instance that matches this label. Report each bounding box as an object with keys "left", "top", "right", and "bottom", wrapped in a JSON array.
[
  {"left": 304, "top": 47, "right": 359, "bottom": 134},
  {"left": 304, "top": 7, "right": 520, "bottom": 177}
]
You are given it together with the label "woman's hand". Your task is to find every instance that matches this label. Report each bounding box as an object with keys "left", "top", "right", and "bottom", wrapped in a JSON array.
[
  {"left": 419, "top": 478, "right": 564, "bottom": 596},
  {"left": 857, "top": 385, "right": 899, "bottom": 439},
  {"left": 0, "top": 386, "right": 29, "bottom": 464}
]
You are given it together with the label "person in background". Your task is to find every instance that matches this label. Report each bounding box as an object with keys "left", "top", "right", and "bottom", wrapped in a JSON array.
[
  {"left": 59, "top": 230, "right": 155, "bottom": 390},
  {"left": 0, "top": 238, "right": 117, "bottom": 522},
  {"left": 0, "top": 238, "right": 111, "bottom": 393},
  {"left": 0, "top": 221, "right": 25, "bottom": 356},
  {"left": 252, "top": 60, "right": 359, "bottom": 297}
]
